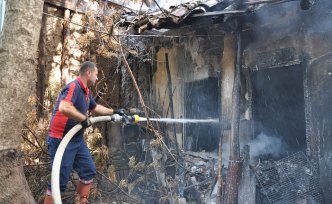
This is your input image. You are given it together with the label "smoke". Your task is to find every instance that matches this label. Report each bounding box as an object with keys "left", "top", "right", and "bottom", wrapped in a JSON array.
[
  {"left": 222, "top": 132, "right": 286, "bottom": 167},
  {"left": 248, "top": 133, "right": 285, "bottom": 159},
  {"left": 304, "top": 1, "right": 332, "bottom": 34}
]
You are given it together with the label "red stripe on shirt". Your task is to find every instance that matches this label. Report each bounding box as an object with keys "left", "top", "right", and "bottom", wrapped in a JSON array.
[
  {"left": 49, "top": 111, "right": 69, "bottom": 139},
  {"left": 63, "top": 82, "right": 76, "bottom": 103},
  {"left": 49, "top": 82, "right": 76, "bottom": 138}
]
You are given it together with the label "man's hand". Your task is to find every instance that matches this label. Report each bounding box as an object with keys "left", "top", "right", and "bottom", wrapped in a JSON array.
[
  {"left": 81, "top": 117, "right": 91, "bottom": 128},
  {"left": 113, "top": 108, "right": 126, "bottom": 116}
]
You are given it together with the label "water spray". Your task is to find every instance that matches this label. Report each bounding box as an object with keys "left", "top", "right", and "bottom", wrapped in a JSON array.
[{"left": 138, "top": 117, "right": 219, "bottom": 123}]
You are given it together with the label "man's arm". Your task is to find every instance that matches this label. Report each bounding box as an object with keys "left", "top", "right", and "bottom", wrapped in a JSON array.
[
  {"left": 59, "top": 100, "right": 86, "bottom": 122},
  {"left": 90, "top": 104, "right": 114, "bottom": 116}
]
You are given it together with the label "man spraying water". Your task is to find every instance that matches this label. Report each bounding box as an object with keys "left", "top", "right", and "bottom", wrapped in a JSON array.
[{"left": 43, "top": 61, "right": 125, "bottom": 204}]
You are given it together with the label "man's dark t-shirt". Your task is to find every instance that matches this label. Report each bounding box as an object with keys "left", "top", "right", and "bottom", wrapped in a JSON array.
[{"left": 49, "top": 77, "right": 96, "bottom": 139}]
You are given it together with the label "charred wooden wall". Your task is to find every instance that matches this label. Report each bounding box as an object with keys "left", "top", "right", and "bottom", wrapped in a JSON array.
[
  {"left": 151, "top": 0, "right": 332, "bottom": 202},
  {"left": 243, "top": 0, "right": 332, "bottom": 202},
  {"left": 152, "top": 30, "right": 224, "bottom": 151}
]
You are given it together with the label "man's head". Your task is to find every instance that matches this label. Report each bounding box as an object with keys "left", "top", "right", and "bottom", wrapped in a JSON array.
[{"left": 79, "top": 61, "right": 98, "bottom": 86}]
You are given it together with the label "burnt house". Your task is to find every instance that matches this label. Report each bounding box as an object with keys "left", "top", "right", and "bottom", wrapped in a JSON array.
[{"left": 122, "top": 0, "right": 331, "bottom": 203}]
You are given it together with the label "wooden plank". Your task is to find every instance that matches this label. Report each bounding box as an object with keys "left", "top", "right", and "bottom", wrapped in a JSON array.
[
  {"left": 37, "top": 4, "right": 47, "bottom": 117},
  {"left": 60, "top": 9, "right": 70, "bottom": 85},
  {"left": 191, "top": 10, "right": 246, "bottom": 18},
  {"left": 44, "top": 0, "right": 83, "bottom": 13},
  {"left": 44, "top": 0, "right": 130, "bottom": 13}
]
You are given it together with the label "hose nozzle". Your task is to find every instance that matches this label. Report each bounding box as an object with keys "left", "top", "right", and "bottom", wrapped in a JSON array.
[
  {"left": 125, "top": 114, "right": 140, "bottom": 124},
  {"left": 111, "top": 114, "right": 140, "bottom": 124}
]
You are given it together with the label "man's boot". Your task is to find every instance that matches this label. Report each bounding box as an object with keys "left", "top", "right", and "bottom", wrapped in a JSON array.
[
  {"left": 76, "top": 181, "right": 92, "bottom": 204},
  {"left": 43, "top": 192, "right": 53, "bottom": 204}
]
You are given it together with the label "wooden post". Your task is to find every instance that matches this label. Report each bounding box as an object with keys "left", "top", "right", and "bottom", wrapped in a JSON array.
[
  {"left": 60, "top": 9, "right": 70, "bottom": 85},
  {"left": 216, "top": 137, "right": 223, "bottom": 204},
  {"left": 223, "top": 30, "right": 243, "bottom": 204},
  {"left": 165, "top": 53, "right": 179, "bottom": 155},
  {"left": 37, "top": 5, "right": 47, "bottom": 118}
]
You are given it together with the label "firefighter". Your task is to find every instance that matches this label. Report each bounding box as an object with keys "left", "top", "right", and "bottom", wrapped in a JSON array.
[{"left": 44, "top": 61, "right": 124, "bottom": 204}]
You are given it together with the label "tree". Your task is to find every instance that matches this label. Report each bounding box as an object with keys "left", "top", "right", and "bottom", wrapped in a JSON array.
[{"left": 0, "top": 0, "right": 43, "bottom": 203}]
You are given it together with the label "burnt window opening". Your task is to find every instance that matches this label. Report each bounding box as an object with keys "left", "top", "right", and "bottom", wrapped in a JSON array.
[
  {"left": 251, "top": 64, "right": 306, "bottom": 157},
  {"left": 184, "top": 77, "right": 220, "bottom": 152}
]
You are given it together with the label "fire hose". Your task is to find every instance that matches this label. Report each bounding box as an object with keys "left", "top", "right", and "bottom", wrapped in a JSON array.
[{"left": 51, "top": 114, "right": 140, "bottom": 204}]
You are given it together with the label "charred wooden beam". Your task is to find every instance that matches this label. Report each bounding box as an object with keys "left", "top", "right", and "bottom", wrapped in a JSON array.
[
  {"left": 238, "top": 145, "right": 255, "bottom": 204},
  {"left": 37, "top": 5, "right": 47, "bottom": 118},
  {"left": 152, "top": 0, "right": 168, "bottom": 17},
  {"left": 244, "top": 0, "right": 299, "bottom": 5},
  {"left": 223, "top": 30, "right": 243, "bottom": 204},
  {"left": 44, "top": 0, "right": 137, "bottom": 14},
  {"left": 178, "top": 150, "right": 185, "bottom": 197},
  {"left": 244, "top": 0, "right": 316, "bottom": 10},
  {"left": 44, "top": 0, "right": 83, "bottom": 13},
  {"left": 230, "top": 31, "right": 241, "bottom": 160},
  {"left": 216, "top": 138, "right": 223, "bottom": 204},
  {"left": 191, "top": 10, "right": 247, "bottom": 18},
  {"left": 60, "top": 9, "right": 70, "bottom": 85},
  {"left": 223, "top": 159, "right": 242, "bottom": 204},
  {"left": 165, "top": 53, "right": 179, "bottom": 155}
]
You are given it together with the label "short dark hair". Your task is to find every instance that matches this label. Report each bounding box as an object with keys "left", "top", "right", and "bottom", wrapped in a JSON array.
[{"left": 79, "top": 61, "right": 96, "bottom": 74}]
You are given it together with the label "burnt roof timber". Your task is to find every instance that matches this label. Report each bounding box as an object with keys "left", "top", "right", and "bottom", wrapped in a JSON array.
[
  {"left": 244, "top": 0, "right": 299, "bottom": 5},
  {"left": 44, "top": 0, "right": 133, "bottom": 14},
  {"left": 152, "top": 0, "right": 168, "bottom": 17},
  {"left": 191, "top": 10, "right": 247, "bottom": 17}
]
